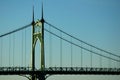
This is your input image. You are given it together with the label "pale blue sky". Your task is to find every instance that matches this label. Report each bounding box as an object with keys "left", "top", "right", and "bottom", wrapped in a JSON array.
[{"left": 0, "top": 0, "right": 120, "bottom": 80}]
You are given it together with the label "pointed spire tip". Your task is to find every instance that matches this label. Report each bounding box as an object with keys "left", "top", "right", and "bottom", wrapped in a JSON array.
[
  {"left": 32, "top": 5, "right": 35, "bottom": 25},
  {"left": 41, "top": 1, "right": 44, "bottom": 22}
]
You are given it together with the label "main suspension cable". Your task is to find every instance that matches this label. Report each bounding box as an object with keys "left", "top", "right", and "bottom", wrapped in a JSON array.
[
  {"left": 45, "top": 21, "right": 120, "bottom": 58},
  {"left": 44, "top": 28, "right": 120, "bottom": 62},
  {"left": 0, "top": 23, "right": 31, "bottom": 38}
]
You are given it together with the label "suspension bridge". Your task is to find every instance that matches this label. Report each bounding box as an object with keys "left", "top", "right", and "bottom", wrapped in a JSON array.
[{"left": 0, "top": 1, "right": 120, "bottom": 80}]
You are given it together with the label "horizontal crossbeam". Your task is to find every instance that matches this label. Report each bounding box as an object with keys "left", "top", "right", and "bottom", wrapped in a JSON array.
[{"left": 0, "top": 67, "right": 120, "bottom": 75}]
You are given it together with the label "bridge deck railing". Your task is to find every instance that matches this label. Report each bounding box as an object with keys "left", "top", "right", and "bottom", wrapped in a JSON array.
[
  {"left": 45, "top": 67, "right": 120, "bottom": 72},
  {"left": 0, "top": 67, "right": 120, "bottom": 72}
]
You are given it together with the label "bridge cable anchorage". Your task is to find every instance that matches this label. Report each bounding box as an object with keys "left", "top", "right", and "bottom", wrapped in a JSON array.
[
  {"left": 45, "top": 21, "right": 120, "bottom": 58},
  {"left": 0, "top": 23, "right": 31, "bottom": 38},
  {"left": 60, "top": 31, "right": 62, "bottom": 67},
  {"left": 44, "top": 28, "right": 120, "bottom": 63}
]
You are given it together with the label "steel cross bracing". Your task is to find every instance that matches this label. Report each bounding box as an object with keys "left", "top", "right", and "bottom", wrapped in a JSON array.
[{"left": 0, "top": 67, "right": 120, "bottom": 75}]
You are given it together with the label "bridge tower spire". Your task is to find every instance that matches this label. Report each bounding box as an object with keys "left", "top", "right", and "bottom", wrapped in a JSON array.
[
  {"left": 40, "top": 1, "right": 45, "bottom": 71},
  {"left": 31, "top": 1, "right": 45, "bottom": 80},
  {"left": 31, "top": 5, "right": 36, "bottom": 80}
]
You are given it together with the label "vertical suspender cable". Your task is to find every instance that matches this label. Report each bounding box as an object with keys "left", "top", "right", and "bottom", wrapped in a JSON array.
[
  {"left": 0, "top": 38, "right": 2, "bottom": 67},
  {"left": 22, "top": 31, "right": 23, "bottom": 66},
  {"left": 25, "top": 28, "right": 26, "bottom": 67},
  {"left": 60, "top": 31, "right": 62, "bottom": 67},
  {"left": 19, "top": 32, "right": 21, "bottom": 66},
  {"left": 109, "top": 54, "right": 111, "bottom": 68},
  {"left": 117, "top": 56, "right": 120, "bottom": 68},
  {"left": 100, "top": 50, "right": 102, "bottom": 68},
  {"left": 108, "top": 54, "right": 109, "bottom": 68},
  {"left": 90, "top": 47, "right": 92, "bottom": 67},
  {"left": 118, "top": 57, "right": 120, "bottom": 68},
  {"left": 116, "top": 58, "right": 118, "bottom": 68},
  {"left": 49, "top": 25, "right": 52, "bottom": 67},
  {"left": 119, "top": 57, "right": 120, "bottom": 68},
  {"left": 81, "top": 42, "right": 83, "bottom": 67},
  {"left": 9, "top": 35, "right": 11, "bottom": 67},
  {"left": 71, "top": 37, "right": 73, "bottom": 67},
  {"left": 13, "top": 33, "right": 15, "bottom": 66}
]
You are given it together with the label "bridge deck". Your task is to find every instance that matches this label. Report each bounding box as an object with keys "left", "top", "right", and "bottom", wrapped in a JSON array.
[{"left": 0, "top": 67, "right": 120, "bottom": 75}]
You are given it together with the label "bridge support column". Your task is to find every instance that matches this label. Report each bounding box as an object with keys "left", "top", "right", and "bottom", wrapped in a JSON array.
[{"left": 37, "top": 73, "right": 45, "bottom": 80}]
